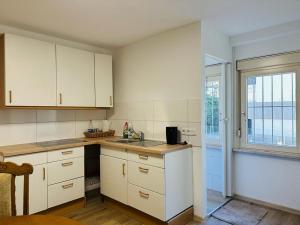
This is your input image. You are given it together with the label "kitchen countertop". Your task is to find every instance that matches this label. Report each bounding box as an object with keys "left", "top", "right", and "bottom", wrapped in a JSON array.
[{"left": 0, "top": 136, "right": 192, "bottom": 157}]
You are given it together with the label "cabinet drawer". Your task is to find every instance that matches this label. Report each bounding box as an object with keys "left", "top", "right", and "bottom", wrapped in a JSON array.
[
  {"left": 5, "top": 152, "right": 47, "bottom": 166},
  {"left": 101, "top": 146, "right": 127, "bottom": 160},
  {"left": 48, "top": 157, "right": 84, "bottom": 185},
  {"left": 128, "top": 151, "right": 164, "bottom": 168},
  {"left": 128, "top": 183, "right": 165, "bottom": 221},
  {"left": 128, "top": 161, "right": 165, "bottom": 194},
  {"left": 48, "top": 177, "right": 84, "bottom": 208},
  {"left": 47, "top": 147, "right": 84, "bottom": 162}
]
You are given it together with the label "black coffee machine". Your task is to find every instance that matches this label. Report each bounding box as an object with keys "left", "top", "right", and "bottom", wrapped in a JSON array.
[{"left": 166, "top": 127, "right": 178, "bottom": 145}]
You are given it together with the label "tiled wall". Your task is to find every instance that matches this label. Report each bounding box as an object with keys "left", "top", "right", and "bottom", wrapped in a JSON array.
[
  {"left": 0, "top": 109, "right": 106, "bottom": 146},
  {"left": 107, "top": 99, "right": 201, "bottom": 147}
]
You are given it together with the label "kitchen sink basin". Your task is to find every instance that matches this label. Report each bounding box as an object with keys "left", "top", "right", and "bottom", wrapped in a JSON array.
[
  {"left": 109, "top": 139, "right": 165, "bottom": 147},
  {"left": 109, "top": 139, "right": 140, "bottom": 144}
]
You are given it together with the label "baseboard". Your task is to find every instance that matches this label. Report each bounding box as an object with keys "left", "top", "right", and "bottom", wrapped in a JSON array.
[
  {"left": 167, "top": 207, "right": 194, "bottom": 225},
  {"left": 234, "top": 194, "right": 300, "bottom": 215},
  {"left": 41, "top": 198, "right": 86, "bottom": 216},
  {"left": 104, "top": 196, "right": 194, "bottom": 225}
]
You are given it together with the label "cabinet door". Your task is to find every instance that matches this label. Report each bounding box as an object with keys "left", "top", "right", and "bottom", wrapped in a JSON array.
[
  {"left": 100, "top": 155, "right": 127, "bottom": 204},
  {"left": 56, "top": 45, "right": 95, "bottom": 107},
  {"left": 5, "top": 34, "right": 56, "bottom": 106},
  {"left": 15, "top": 164, "right": 48, "bottom": 215},
  {"left": 95, "top": 54, "right": 113, "bottom": 107}
]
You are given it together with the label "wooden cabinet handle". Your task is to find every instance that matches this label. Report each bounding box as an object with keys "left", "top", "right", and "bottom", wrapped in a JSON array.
[
  {"left": 139, "top": 191, "right": 149, "bottom": 199},
  {"left": 43, "top": 167, "right": 46, "bottom": 181},
  {"left": 139, "top": 154, "right": 148, "bottom": 160},
  {"left": 62, "top": 161, "right": 73, "bottom": 167},
  {"left": 122, "top": 163, "right": 125, "bottom": 176},
  {"left": 9, "top": 90, "right": 12, "bottom": 103},
  {"left": 61, "top": 150, "right": 73, "bottom": 155},
  {"left": 138, "top": 167, "right": 149, "bottom": 174},
  {"left": 62, "top": 183, "right": 74, "bottom": 189}
]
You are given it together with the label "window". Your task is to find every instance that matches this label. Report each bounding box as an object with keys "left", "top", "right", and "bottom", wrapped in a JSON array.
[
  {"left": 241, "top": 67, "right": 299, "bottom": 149},
  {"left": 205, "top": 77, "right": 220, "bottom": 142}
]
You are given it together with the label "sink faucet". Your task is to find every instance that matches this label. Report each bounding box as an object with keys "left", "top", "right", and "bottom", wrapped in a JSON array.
[{"left": 139, "top": 132, "right": 145, "bottom": 141}]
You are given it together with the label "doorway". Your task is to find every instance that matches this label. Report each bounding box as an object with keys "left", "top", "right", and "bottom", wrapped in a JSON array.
[{"left": 204, "top": 56, "right": 231, "bottom": 215}]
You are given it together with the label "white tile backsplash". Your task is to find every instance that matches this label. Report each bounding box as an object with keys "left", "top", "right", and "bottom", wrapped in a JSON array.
[
  {"left": 37, "top": 122, "right": 76, "bottom": 142},
  {"left": 0, "top": 123, "right": 36, "bottom": 146},
  {"left": 188, "top": 122, "right": 201, "bottom": 147},
  {"left": 0, "top": 109, "right": 107, "bottom": 146}
]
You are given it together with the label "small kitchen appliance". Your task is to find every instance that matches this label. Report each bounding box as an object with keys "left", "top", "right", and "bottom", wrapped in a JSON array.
[{"left": 166, "top": 126, "right": 178, "bottom": 145}]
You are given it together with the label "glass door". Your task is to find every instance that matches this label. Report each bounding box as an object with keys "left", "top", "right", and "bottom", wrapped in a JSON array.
[{"left": 205, "top": 64, "right": 230, "bottom": 214}]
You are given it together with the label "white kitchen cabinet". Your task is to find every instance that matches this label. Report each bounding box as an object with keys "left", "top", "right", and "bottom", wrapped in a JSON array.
[
  {"left": 100, "top": 154, "right": 127, "bottom": 204},
  {"left": 4, "top": 153, "right": 48, "bottom": 215},
  {"left": 95, "top": 53, "right": 113, "bottom": 107},
  {"left": 100, "top": 148, "right": 193, "bottom": 222},
  {"left": 3, "top": 34, "right": 56, "bottom": 106},
  {"left": 56, "top": 45, "right": 95, "bottom": 107}
]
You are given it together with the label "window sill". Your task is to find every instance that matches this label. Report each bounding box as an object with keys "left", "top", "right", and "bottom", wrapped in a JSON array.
[{"left": 233, "top": 147, "right": 300, "bottom": 160}]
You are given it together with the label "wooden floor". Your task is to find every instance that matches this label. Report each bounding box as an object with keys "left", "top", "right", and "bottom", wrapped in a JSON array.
[{"left": 63, "top": 196, "right": 300, "bottom": 225}]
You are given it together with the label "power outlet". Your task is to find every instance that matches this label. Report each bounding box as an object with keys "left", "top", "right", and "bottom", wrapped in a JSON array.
[{"left": 181, "top": 128, "right": 196, "bottom": 136}]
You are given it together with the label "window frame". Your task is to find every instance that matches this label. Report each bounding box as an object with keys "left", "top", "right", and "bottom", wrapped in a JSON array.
[{"left": 240, "top": 65, "right": 300, "bottom": 153}]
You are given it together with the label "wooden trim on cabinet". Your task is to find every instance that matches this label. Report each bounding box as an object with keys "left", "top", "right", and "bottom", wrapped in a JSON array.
[
  {"left": 0, "top": 34, "right": 5, "bottom": 107},
  {"left": 167, "top": 206, "right": 195, "bottom": 225},
  {"left": 43, "top": 197, "right": 86, "bottom": 216}
]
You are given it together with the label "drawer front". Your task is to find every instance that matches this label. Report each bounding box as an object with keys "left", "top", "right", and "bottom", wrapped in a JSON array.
[
  {"left": 5, "top": 152, "right": 47, "bottom": 165},
  {"left": 47, "top": 147, "right": 84, "bottom": 162},
  {"left": 48, "top": 177, "right": 84, "bottom": 208},
  {"left": 128, "top": 151, "right": 164, "bottom": 168},
  {"left": 128, "top": 183, "right": 165, "bottom": 221},
  {"left": 101, "top": 146, "right": 127, "bottom": 160},
  {"left": 48, "top": 157, "right": 84, "bottom": 185},
  {"left": 128, "top": 161, "right": 165, "bottom": 194}
]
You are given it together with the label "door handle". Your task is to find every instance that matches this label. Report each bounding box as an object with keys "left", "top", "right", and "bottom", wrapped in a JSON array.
[
  {"left": 62, "top": 161, "right": 73, "bottom": 167},
  {"left": 9, "top": 90, "right": 12, "bottom": 103},
  {"left": 139, "top": 191, "right": 149, "bottom": 199}
]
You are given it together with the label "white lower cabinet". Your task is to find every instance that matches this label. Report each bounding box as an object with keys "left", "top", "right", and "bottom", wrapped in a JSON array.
[
  {"left": 128, "top": 183, "right": 165, "bottom": 221},
  {"left": 4, "top": 152, "right": 48, "bottom": 215},
  {"left": 100, "top": 147, "right": 193, "bottom": 222},
  {"left": 48, "top": 177, "right": 84, "bottom": 208},
  {"left": 3, "top": 148, "right": 85, "bottom": 214},
  {"left": 100, "top": 154, "right": 127, "bottom": 204}
]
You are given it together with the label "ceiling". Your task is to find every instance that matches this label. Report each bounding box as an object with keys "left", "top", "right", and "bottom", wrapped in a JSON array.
[{"left": 0, "top": 0, "right": 300, "bottom": 48}]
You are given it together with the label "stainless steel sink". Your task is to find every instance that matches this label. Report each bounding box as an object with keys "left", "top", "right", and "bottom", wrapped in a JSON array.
[
  {"left": 109, "top": 139, "right": 165, "bottom": 147},
  {"left": 109, "top": 139, "right": 140, "bottom": 144}
]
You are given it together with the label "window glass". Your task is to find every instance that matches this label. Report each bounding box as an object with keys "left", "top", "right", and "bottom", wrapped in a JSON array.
[{"left": 246, "top": 72, "right": 296, "bottom": 146}]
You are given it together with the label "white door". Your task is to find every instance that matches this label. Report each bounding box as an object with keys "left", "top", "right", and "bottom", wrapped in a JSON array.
[
  {"left": 95, "top": 53, "right": 113, "bottom": 107},
  {"left": 205, "top": 63, "right": 230, "bottom": 214},
  {"left": 56, "top": 45, "right": 95, "bottom": 107},
  {"left": 100, "top": 155, "right": 127, "bottom": 204},
  {"left": 15, "top": 164, "right": 48, "bottom": 215},
  {"left": 5, "top": 34, "right": 56, "bottom": 106}
]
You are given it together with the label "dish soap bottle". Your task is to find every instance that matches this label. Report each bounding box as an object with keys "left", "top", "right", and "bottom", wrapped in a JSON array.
[{"left": 123, "top": 122, "right": 128, "bottom": 138}]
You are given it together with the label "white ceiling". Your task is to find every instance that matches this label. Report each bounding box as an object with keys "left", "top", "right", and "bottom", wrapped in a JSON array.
[{"left": 0, "top": 0, "right": 300, "bottom": 48}]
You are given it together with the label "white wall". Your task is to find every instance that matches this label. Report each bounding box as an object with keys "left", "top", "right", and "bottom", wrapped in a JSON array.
[
  {"left": 110, "top": 22, "right": 204, "bottom": 217},
  {"left": 232, "top": 21, "right": 300, "bottom": 211}
]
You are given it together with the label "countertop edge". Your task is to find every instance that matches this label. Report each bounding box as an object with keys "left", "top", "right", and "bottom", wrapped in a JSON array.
[{"left": 0, "top": 137, "right": 193, "bottom": 157}]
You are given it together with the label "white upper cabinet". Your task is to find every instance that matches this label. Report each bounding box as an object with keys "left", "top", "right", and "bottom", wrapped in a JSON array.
[
  {"left": 4, "top": 34, "right": 56, "bottom": 106},
  {"left": 95, "top": 53, "right": 113, "bottom": 107},
  {"left": 56, "top": 45, "right": 95, "bottom": 107}
]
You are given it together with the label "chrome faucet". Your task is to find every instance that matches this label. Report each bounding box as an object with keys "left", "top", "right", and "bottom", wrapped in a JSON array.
[{"left": 139, "top": 132, "right": 145, "bottom": 141}]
